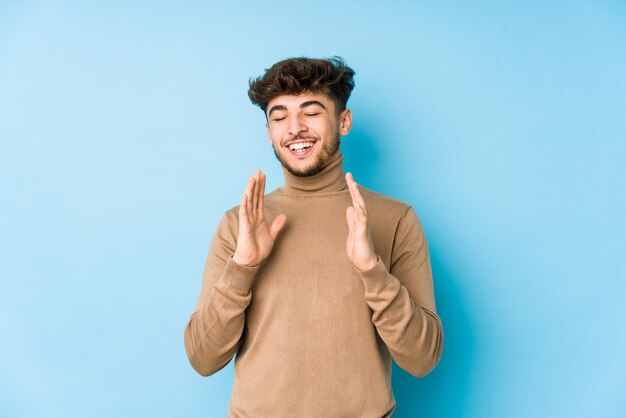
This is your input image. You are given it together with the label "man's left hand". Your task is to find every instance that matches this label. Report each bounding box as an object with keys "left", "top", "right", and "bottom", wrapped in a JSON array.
[{"left": 345, "top": 173, "right": 379, "bottom": 271}]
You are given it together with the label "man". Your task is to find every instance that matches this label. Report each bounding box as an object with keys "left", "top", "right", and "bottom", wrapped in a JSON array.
[{"left": 184, "top": 57, "right": 443, "bottom": 417}]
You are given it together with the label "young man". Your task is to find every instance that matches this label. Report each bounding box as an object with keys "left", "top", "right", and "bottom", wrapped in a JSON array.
[{"left": 184, "top": 57, "right": 443, "bottom": 417}]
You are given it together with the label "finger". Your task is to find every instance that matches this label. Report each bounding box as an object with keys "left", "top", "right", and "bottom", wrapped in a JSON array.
[
  {"left": 356, "top": 202, "right": 368, "bottom": 223},
  {"left": 239, "top": 193, "right": 250, "bottom": 231},
  {"left": 251, "top": 170, "right": 260, "bottom": 215},
  {"left": 246, "top": 172, "right": 254, "bottom": 193},
  {"left": 347, "top": 174, "right": 365, "bottom": 213},
  {"left": 347, "top": 173, "right": 367, "bottom": 212},
  {"left": 346, "top": 173, "right": 365, "bottom": 223},
  {"left": 346, "top": 172, "right": 355, "bottom": 195},
  {"left": 258, "top": 172, "right": 266, "bottom": 213},
  {"left": 346, "top": 172, "right": 358, "bottom": 209},
  {"left": 346, "top": 206, "right": 355, "bottom": 227},
  {"left": 246, "top": 177, "right": 254, "bottom": 220},
  {"left": 269, "top": 213, "right": 287, "bottom": 239},
  {"left": 244, "top": 176, "right": 254, "bottom": 200}
]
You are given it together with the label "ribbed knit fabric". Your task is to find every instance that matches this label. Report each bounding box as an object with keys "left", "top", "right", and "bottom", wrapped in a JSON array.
[{"left": 184, "top": 154, "right": 443, "bottom": 418}]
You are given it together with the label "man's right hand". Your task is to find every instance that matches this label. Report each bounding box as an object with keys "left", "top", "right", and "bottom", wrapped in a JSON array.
[{"left": 232, "top": 169, "right": 287, "bottom": 267}]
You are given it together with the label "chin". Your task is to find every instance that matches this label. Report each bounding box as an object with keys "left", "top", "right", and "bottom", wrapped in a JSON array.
[
  {"left": 283, "top": 159, "right": 326, "bottom": 177},
  {"left": 272, "top": 140, "right": 340, "bottom": 177}
]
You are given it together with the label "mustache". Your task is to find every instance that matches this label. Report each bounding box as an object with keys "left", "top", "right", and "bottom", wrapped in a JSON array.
[{"left": 283, "top": 134, "right": 318, "bottom": 145}]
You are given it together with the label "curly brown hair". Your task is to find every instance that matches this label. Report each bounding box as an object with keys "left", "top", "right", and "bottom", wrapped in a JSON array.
[{"left": 248, "top": 56, "right": 355, "bottom": 115}]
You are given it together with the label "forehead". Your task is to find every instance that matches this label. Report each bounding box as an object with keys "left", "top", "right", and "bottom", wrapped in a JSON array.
[{"left": 267, "top": 92, "right": 335, "bottom": 111}]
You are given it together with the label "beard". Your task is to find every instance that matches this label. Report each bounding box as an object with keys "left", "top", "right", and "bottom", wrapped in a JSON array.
[{"left": 273, "top": 132, "right": 341, "bottom": 177}]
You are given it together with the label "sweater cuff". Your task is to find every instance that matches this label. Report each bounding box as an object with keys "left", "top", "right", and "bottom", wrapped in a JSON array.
[
  {"left": 216, "top": 256, "right": 260, "bottom": 292},
  {"left": 356, "top": 256, "right": 396, "bottom": 294}
]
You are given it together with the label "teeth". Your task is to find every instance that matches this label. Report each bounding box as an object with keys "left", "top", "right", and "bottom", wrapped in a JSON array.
[{"left": 289, "top": 141, "right": 314, "bottom": 151}]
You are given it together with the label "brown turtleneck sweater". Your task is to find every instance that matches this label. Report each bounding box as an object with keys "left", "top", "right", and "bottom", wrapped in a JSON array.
[{"left": 184, "top": 155, "right": 443, "bottom": 418}]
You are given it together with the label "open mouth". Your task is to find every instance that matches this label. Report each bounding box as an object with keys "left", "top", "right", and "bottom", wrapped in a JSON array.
[{"left": 287, "top": 141, "right": 316, "bottom": 157}]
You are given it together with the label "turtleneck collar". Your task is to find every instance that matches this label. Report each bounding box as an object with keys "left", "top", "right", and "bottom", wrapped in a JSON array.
[{"left": 280, "top": 153, "right": 348, "bottom": 194}]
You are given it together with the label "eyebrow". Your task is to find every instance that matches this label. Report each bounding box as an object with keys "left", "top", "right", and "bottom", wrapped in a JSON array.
[
  {"left": 268, "top": 104, "right": 287, "bottom": 117},
  {"left": 267, "top": 100, "right": 327, "bottom": 117},
  {"left": 300, "top": 100, "right": 327, "bottom": 110}
]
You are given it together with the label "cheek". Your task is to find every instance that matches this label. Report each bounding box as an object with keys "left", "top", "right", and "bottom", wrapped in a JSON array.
[
  {"left": 269, "top": 131, "right": 285, "bottom": 148},
  {"left": 267, "top": 126, "right": 281, "bottom": 143},
  {"left": 320, "top": 122, "right": 338, "bottom": 139},
  {"left": 309, "top": 120, "right": 331, "bottom": 137}
]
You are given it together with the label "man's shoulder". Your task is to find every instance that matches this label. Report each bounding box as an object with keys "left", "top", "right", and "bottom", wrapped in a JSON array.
[
  {"left": 360, "top": 187, "right": 413, "bottom": 218},
  {"left": 215, "top": 205, "right": 240, "bottom": 232},
  {"left": 222, "top": 205, "right": 239, "bottom": 218}
]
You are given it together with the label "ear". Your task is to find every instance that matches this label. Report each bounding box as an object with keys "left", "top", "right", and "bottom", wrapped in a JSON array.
[
  {"left": 339, "top": 108, "right": 352, "bottom": 136},
  {"left": 265, "top": 122, "right": 271, "bottom": 144}
]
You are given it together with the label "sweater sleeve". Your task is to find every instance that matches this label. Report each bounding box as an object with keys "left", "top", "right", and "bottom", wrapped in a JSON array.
[
  {"left": 183, "top": 211, "right": 258, "bottom": 376},
  {"left": 357, "top": 206, "right": 444, "bottom": 377}
]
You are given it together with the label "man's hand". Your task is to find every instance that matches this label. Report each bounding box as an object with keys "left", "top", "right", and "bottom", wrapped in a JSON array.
[
  {"left": 232, "top": 170, "right": 287, "bottom": 267},
  {"left": 345, "top": 173, "right": 378, "bottom": 271}
]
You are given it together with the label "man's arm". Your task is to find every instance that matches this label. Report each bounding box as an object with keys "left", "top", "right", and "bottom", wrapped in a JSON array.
[
  {"left": 184, "top": 214, "right": 257, "bottom": 376},
  {"left": 184, "top": 170, "right": 286, "bottom": 376},
  {"left": 345, "top": 174, "right": 444, "bottom": 377}
]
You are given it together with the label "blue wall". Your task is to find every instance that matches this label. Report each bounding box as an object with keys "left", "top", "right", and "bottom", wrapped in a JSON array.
[{"left": 1, "top": 1, "right": 625, "bottom": 417}]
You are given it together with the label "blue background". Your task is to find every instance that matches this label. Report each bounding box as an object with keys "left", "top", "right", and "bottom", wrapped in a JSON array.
[{"left": 1, "top": 1, "right": 625, "bottom": 417}]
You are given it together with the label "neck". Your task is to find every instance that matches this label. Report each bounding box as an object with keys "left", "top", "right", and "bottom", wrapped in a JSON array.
[{"left": 281, "top": 153, "right": 348, "bottom": 194}]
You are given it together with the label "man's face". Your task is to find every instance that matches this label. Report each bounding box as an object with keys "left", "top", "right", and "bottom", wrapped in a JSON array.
[{"left": 265, "top": 92, "right": 352, "bottom": 177}]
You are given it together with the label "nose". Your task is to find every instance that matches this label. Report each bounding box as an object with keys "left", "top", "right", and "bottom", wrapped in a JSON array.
[{"left": 287, "top": 114, "right": 307, "bottom": 136}]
